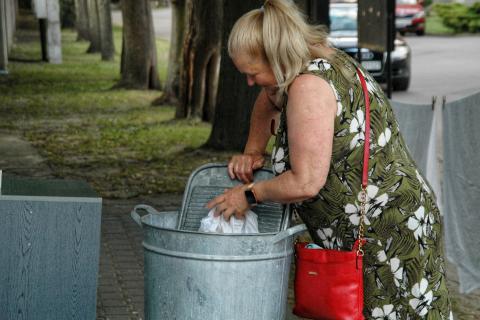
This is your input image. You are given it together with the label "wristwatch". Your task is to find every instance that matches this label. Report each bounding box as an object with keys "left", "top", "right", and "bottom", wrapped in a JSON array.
[{"left": 244, "top": 183, "right": 259, "bottom": 207}]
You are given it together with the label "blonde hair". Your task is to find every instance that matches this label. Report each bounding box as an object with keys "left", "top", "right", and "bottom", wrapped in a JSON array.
[{"left": 228, "top": 0, "right": 332, "bottom": 99}]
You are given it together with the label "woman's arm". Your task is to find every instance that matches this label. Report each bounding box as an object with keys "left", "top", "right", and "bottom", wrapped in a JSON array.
[
  {"left": 228, "top": 88, "right": 280, "bottom": 183},
  {"left": 252, "top": 74, "right": 337, "bottom": 203},
  {"left": 207, "top": 75, "right": 337, "bottom": 219}
]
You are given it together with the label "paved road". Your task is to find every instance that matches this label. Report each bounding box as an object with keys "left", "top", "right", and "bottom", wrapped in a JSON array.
[{"left": 392, "top": 35, "right": 480, "bottom": 104}]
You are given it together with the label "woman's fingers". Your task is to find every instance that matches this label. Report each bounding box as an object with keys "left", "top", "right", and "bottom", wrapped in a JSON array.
[
  {"left": 227, "top": 160, "right": 235, "bottom": 179},
  {"left": 214, "top": 204, "right": 225, "bottom": 217},
  {"left": 235, "top": 160, "right": 252, "bottom": 183},
  {"left": 222, "top": 207, "right": 236, "bottom": 221},
  {"left": 206, "top": 195, "right": 225, "bottom": 210},
  {"left": 229, "top": 154, "right": 260, "bottom": 183}
]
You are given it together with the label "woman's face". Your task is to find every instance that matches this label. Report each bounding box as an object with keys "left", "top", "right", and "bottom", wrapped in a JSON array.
[{"left": 232, "top": 54, "right": 277, "bottom": 89}]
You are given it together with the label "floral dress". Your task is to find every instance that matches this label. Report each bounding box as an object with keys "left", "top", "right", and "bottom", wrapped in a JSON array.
[{"left": 271, "top": 49, "right": 452, "bottom": 319}]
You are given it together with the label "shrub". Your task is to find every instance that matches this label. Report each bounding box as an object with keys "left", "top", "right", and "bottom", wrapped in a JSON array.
[{"left": 432, "top": 2, "right": 480, "bottom": 33}]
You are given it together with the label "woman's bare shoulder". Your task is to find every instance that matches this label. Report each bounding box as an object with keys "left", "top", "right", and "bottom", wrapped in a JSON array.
[{"left": 288, "top": 74, "right": 336, "bottom": 108}]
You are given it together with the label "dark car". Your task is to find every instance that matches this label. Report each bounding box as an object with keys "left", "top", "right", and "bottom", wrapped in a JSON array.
[
  {"left": 329, "top": 2, "right": 411, "bottom": 91},
  {"left": 396, "top": 0, "right": 426, "bottom": 36}
]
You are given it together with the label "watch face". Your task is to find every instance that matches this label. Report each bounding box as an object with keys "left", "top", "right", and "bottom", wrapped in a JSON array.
[{"left": 244, "top": 190, "right": 257, "bottom": 205}]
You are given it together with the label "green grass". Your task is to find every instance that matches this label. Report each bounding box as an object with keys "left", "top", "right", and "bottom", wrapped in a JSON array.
[
  {"left": 0, "top": 22, "right": 233, "bottom": 198},
  {"left": 426, "top": 11, "right": 456, "bottom": 35}
]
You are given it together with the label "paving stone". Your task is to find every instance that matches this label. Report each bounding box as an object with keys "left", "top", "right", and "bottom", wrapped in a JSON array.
[
  {"left": 103, "top": 306, "right": 131, "bottom": 315},
  {"left": 102, "top": 299, "right": 128, "bottom": 308}
]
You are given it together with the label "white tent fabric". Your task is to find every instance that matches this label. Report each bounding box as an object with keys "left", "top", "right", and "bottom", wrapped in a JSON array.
[
  {"left": 391, "top": 100, "right": 443, "bottom": 213},
  {"left": 391, "top": 101, "right": 433, "bottom": 175},
  {"left": 442, "top": 91, "right": 480, "bottom": 294}
]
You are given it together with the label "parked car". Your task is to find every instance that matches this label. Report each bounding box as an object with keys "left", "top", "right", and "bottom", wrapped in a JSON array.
[
  {"left": 329, "top": 2, "right": 412, "bottom": 91},
  {"left": 396, "top": 0, "right": 426, "bottom": 36}
]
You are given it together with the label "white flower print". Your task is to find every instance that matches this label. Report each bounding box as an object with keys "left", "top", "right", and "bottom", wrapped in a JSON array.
[
  {"left": 407, "top": 206, "right": 434, "bottom": 240},
  {"left": 345, "top": 202, "right": 371, "bottom": 226},
  {"left": 329, "top": 80, "right": 343, "bottom": 116},
  {"left": 372, "top": 304, "right": 397, "bottom": 320},
  {"left": 409, "top": 278, "right": 433, "bottom": 317},
  {"left": 345, "top": 185, "right": 389, "bottom": 225},
  {"left": 316, "top": 228, "right": 342, "bottom": 249},
  {"left": 449, "top": 311, "right": 454, "bottom": 320},
  {"left": 377, "top": 250, "right": 388, "bottom": 263},
  {"left": 349, "top": 109, "right": 365, "bottom": 150},
  {"left": 349, "top": 87, "right": 354, "bottom": 103},
  {"left": 390, "top": 257, "right": 404, "bottom": 287},
  {"left": 378, "top": 128, "right": 392, "bottom": 147},
  {"left": 416, "top": 169, "right": 432, "bottom": 194},
  {"left": 307, "top": 58, "right": 332, "bottom": 72},
  {"left": 271, "top": 146, "right": 286, "bottom": 174},
  {"left": 356, "top": 71, "right": 376, "bottom": 94},
  {"left": 364, "top": 185, "right": 389, "bottom": 218}
]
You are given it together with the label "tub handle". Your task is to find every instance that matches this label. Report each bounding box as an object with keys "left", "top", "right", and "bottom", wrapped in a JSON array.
[
  {"left": 131, "top": 204, "right": 160, "bottom": 227},
  {"left": 271, "top": 224, "right": 307, "bottom": 244}
]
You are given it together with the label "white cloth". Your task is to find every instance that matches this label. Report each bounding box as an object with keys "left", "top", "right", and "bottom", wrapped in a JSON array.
[
  {"left": 442, "top": 90, "right": 480, "bottom": 294},
  {"left": 391, "top": 99, "right": 443, "bottom": 212},
  {"left": 198, "top": 208, "right": 259, "bottom": 234}
]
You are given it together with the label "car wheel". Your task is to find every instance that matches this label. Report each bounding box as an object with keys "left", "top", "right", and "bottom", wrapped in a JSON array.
[
  {"left": 393, "top": 78, "right": 410, "bottom": 91},
  {"left": 416, "top": 29, "right": 425, "bottom": 36},
  {"left": 399, "top": 30, "right": 406, "bottom": 36}
]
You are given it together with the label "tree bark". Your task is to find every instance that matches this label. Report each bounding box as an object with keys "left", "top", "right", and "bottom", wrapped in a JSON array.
[
  {"left": 60, "top": 0, "right": 76, "bottom": 28},
  {"left": 86, "top": 0, "right": 101, "bottom": 52},
  {"left": 75, "top": 0, "right": 90, "bottom": 40},
  {"left": 176, "top": 0, "right": 222, "bottom": 121},
  {"left": 205, "top": 0, "right": 260, "bottom": 151},
  {"left": 97, "top": 0, "right": 114, "bottom": 60},
  {"left": 152, "top": 0, "right": 186, "bottom": 106},
  {"left": 116, "top": 0, "right": 161, "bottom": 89}
]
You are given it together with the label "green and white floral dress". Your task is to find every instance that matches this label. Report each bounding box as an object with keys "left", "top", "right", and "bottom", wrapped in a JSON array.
[{"left": 272, "top": 49, "right": 452, "bottom": 319}]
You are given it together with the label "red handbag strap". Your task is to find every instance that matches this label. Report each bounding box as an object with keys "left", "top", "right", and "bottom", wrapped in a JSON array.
[
  {"left": 355, "top": 68, "right": 371, "bottom": 256},
  {"left": 356, "top": 69, "right": 370, "bottom": 188}
]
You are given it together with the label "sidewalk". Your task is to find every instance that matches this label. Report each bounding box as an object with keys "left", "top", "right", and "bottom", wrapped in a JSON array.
[{"left": 1, "top": 131, "right": 479, "bottom": 319}]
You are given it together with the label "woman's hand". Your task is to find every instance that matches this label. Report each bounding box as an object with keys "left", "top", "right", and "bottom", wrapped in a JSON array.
[
  {"left": 228, "top": 153, "right": 265, "bottom": 183},
  {"left": 206, "top": 184, "right": 250, "bottom": 221}
]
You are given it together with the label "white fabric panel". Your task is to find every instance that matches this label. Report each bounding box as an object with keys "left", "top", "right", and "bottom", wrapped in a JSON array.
[
  {"left": 427, "top": 100, "right": 443, "bottom": 214},
  {"left": 442, "top": 90, "right": 480, "bottom": 294},
  {"left": 390, "top": 100, "right": 433, "bottom": 178}
]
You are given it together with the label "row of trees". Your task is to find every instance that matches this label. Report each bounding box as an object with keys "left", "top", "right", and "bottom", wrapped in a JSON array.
[{"left": 71, "top": 0, "right": 330, "bottom": 150}]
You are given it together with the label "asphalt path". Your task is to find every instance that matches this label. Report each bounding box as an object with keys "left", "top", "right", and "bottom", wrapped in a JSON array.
[
  {"left": 392, "top": 34, "right": 480, "bottom": 104},
  {"left": 112, "top": 8, "right": 480, "bottom": 104}
]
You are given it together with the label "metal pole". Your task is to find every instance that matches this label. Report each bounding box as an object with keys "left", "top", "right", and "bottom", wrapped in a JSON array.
[
  {"left": 39, "top": 18, "right": 48, "bottom": 61},
  {"left": 386, "top": 0, "right": 395, "bottom": 99}
]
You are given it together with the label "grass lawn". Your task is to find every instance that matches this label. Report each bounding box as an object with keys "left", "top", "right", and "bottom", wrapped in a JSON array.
[
  {"left": 426, "top": 11, "right": 456, "bottom": 36},
  {"left": 0, "top": 20, "right": 234, "bottom": 198}
]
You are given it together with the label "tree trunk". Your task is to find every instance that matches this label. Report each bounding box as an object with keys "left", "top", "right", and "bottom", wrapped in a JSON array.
[
  {"left": 205, "top": 0, "right": 260, "bottom": 151},
  {"left": 97, "top": 0, "right": 114, "bottom": 60},
  {"left": 176, "top": 0, "right": 222, "bottom": 121},
  {"left": 86, "top": 0, "right": 101, "bottom": 52},
  {"left": 60, "top": 0, "right": 76, "bottom": 28},
  {"left": 152, "top": 0, "right": 186, "bottom": 106},
  {"left": 75, "top": 0, "right": 90, "bottom": 40},
  {"left": 116, "top": 0, "right": 161, "bottom": 89}
]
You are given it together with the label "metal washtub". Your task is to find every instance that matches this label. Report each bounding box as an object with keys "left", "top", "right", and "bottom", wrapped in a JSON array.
[{"left": 131, "top": 163, "right": 306, "bottom": 320}]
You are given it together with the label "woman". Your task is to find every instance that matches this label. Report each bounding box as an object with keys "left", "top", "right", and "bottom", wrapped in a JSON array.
[{"left": 206, "top": 0, "right": 452, "bottom": 318}]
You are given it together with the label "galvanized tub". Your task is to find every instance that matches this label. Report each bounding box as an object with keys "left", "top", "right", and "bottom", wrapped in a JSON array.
[
  {"left": 131, "top": 164, "right": 306, "bottom": 320},
  {"left": 131, "top": 207, "right": 306, "bottom": 320}
]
